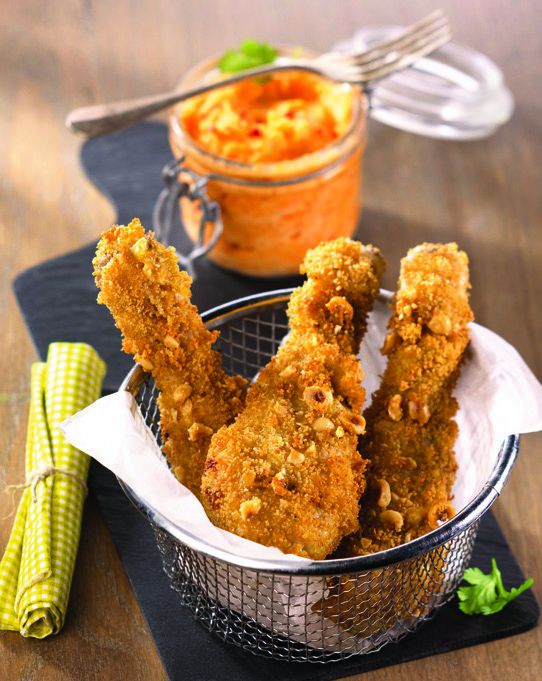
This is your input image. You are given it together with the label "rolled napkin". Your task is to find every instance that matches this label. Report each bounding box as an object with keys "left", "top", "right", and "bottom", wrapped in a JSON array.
[{"left": 0, "top": 343, "right": 106, "bottom": 638}]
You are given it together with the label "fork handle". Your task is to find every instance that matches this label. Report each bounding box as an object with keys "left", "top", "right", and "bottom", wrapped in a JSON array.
[
  {"left": 65, "top": 90, "right": 198, "bottom": 137},
  {"left": 65, "top": 62, "right": 316, "bottom": 138}
]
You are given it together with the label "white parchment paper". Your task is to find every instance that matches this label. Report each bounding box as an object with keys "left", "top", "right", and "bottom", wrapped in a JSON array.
[{"left": 61, "top": 294, "right": 542, "bottom": 567}]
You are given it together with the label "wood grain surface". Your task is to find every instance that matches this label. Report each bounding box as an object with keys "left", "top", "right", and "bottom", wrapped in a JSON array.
[{"left": 1, "top": 1, "right": 540, "bottom": 679}]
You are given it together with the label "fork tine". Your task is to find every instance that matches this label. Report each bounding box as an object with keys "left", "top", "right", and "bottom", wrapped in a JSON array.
[
  {"left": 356, "top": 9, "right": 446, "bottom": 58},
  {"left": 322, "top": 9, "right": 447, "bottom": 66},
  {"left": 344, "top": 24, "right": 452, "bottom": 83},
  {"left": 352, "top": 14, "right": 449, "bottom": 71}
]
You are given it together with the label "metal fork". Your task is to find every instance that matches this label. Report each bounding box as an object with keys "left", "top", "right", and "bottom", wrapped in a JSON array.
[{"left": 66, "top": 10, "right": 451, "bottom": 138}]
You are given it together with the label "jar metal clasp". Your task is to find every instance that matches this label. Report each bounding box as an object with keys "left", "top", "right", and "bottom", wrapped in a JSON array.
[{"left": 153, "top": 156, "right": 222, "bottom": 280}]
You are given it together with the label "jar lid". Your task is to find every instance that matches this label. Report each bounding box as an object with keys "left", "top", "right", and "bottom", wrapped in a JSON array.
[{"left": 334, "top": 26, "right": 514, "bottom": 140}]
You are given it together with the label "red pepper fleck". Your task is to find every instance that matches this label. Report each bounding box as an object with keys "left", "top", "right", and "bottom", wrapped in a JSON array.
[
  {"left": 284, "top": 111, "right": 294, "bottom": 119},
  {"left": 248, "top": 127, "right": 262, "bottom": 137},
  {"left": 204, "top": 488, "right": 224, "bottom": 509},
  {"left": 204, "top": 458, "right": 218, "bottom": 472}
]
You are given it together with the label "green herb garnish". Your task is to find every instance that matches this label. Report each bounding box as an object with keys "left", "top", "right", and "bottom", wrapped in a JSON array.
[
  {"left": 457, "top": 558, "right": 533, "bottom": 615},
  {"left": 218, "top": 39, "right": 278, "bottom": 74}
]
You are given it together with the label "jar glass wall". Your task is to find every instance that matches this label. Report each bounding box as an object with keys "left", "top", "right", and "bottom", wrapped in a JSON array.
[{"left": 169, "top": 54, "right": 368, "bottom": 277}]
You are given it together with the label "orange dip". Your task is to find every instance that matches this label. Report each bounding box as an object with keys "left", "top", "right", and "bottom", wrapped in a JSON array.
[
  {"left": 169, "top": 62, "right": 367, "bottom": 277},
  {"left": 180, "top": 72, "right": 354, "bottom": 164}
]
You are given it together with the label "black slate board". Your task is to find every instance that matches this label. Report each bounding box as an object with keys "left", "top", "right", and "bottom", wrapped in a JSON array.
[{"left": 12, "top": 122, "right": 539, "bottom": 680}]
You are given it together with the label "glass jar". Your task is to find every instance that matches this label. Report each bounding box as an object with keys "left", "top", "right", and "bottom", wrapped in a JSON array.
[{"left": 168, "top": 54, "right": 368, "bottom": 277}]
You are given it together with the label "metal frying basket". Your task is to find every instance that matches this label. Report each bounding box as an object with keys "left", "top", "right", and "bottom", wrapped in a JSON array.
[{"left": 119, "top": 290, "right": 519, "bottom": 663}]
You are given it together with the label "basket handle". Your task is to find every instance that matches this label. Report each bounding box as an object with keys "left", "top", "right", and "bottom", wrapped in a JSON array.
[{"left": 152, "top": 157, "right": 223, "bottom": 280}]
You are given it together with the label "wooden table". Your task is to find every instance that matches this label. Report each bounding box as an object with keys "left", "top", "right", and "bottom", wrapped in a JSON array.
[{"left": 1, "top": 1, "right": 540, "bottom": 679}]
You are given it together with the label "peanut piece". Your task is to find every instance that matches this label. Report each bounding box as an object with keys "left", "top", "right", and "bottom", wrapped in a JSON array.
[
  {"left": 271, "top": 471, "right": 289, "bottom": 496},
  {"left": 173, "top": 384, "right": 193, "bottom": 403},
  {"left": 240, "top": 497, "right": 261, "bottom": 521},
  {"left": 405, "top": 506, "right": 426, "bottom": 529},
  {"left": 181, "top": 398, "right": 193, "bottom": 418},
  {"left": 379, "top": 509, "right": 404, "bottom": 531},
  {"left": 303, "top": 385, "right": 333, "bottom": 411},
  {"left": 387, "top": 394, "right": 403, "bottom": 421},
  {"left": 279, "top": 365, "right": 297, "bottom": 379},
  {"left": 311, "top": 416, "right": 334, "bottom": 432},
  {"left": 274, "top": 402, "right": 289, "bottom": 417},
  {"left": 408, "top": 399, "right": 430, "bottom": 424},
  {"left": 428, "top": 311, "right": 452, "bottom": 336},
  {"left": 326, "top": 296, "right": 354, "bottom": 321},
  {"left": 375, "top": 479, "right": 391, "bottom": 509},
  {"left": 381, "top": 331, "right": 400, "bottom": 355},
  {"left": 287, "top": 450, "right": 305, "bottom": 466},
  {"left": 338, "top": 412, "right": 366, "bottom": 435},
  {"left": 427, "top": 501, "right": 455, "bottom": 527},
  {"left": 188, "top": 422, "right": 213, "bottom": 441},
  {"left": 138, "top": 357, "right": 154, "bottom": 371},
  {"left": 164, "top": 334, "right": 180, "bottom": 350},
  {"left": 231, "top": 396, "right": 243, "bottom": 412}
]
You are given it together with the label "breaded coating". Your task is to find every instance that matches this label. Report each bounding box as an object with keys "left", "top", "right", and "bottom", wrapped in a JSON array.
[
  {"left": 93, "top": 219, "right": 247, "bottom": 497},
  {"left": 339, "top": 243, "right": 473, "bottom": 557},
  {"left": 201, "top": 239, "right": 386, "bottom": 560}
]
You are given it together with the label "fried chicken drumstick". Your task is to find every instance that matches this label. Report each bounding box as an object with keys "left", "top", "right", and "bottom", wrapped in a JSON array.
[
  {"left": 201, "top": 239, "right": 386, "bottom": 560},
  {"left": 93, "top": 219, "right": 247, "bottom": 498},
  {"left": 339, "top": 243, "right": 473, "bottom": 556}
]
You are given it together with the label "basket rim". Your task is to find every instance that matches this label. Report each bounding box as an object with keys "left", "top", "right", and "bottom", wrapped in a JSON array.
[{"left": 118, "top": 288, "right": 519, "bottom": 576}]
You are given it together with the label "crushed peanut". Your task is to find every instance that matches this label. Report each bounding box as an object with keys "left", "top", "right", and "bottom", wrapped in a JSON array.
[
  {"left": 338, "top": 412, "right": 366, "bottom": 435},
  {"left": 427, "top": 501, "right": 455, "bottom": 527},
  {"left": 375, "top": 478, "right": 391, "bottom": 508},
  {"left": 240, "top": 497, "right": 262, "bottom": 521},
  {"left": 173, "top": 384, "right": 193, "bottom": 403},
  {"left": 405, "top": 506, "right": 425, "bottom": 529},
  {"left": 188, "top": 422, "right": 213, "bottom": 441},
  {"left": 231, "top": 396, "right": 243, "bottom": 412},
  {"left": 164, "top": 334, "right": 180, "bottom": 350},
  {"left": 279, "top": 365, "right": 297, "bottom": 379},
  {"left": 181, "top": 398, "right": 193, "bottom": 418},
  {"left": 381, "top": 330, "right": 400, "bottom": 355},
  {"left": 271, "top": 471, "right": 289, "bottom": 496},
  {"left": 325, "top": 296, "right": 354, "bottom": 321},
  {"left": 303, "top": 385, "right": 333, "bottom": 411},
  {"left": 427, "top": 311, "right": 452, "bottom": 335},
  {"left": 274, "top": 402, "right": 289, "bottom": 417},
  {"left": 138, "top": 357, "right": 154, "bottom": 371},
  {"left": 379, "top": 509, "right": 404, "bottom": 531},
  {"left": 287, "top": 450, "right": 305, "bottom": 466},
  {"left": 387, "top": 394, "right": 403, "bottom": 421},
  {"left": 408, "top": 399, "right": 430, "bottom": 424},
  {"left": 311, "top": 416, "right": 334, "bottom": 432},
  {"left": 393, "top": 456, "right": 417, "bottom": 470}
]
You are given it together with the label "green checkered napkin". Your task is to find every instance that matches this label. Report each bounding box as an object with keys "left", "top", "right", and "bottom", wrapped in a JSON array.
[{"left": 0, "top": 343, "right": 106, "bottom": 638}]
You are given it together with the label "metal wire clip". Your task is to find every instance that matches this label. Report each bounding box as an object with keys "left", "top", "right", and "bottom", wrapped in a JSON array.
[{"left": 152, "top": 156, "right": 223, "bottom": 280}]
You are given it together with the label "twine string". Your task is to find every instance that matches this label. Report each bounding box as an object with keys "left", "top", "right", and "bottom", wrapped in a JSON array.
[{"left": 3, "top": 462, "right": 88, "bottom": 517}]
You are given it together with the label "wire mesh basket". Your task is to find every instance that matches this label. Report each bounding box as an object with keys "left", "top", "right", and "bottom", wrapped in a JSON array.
[{"left": 119, "top": 289, "right": 519, "bottom": 663}]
